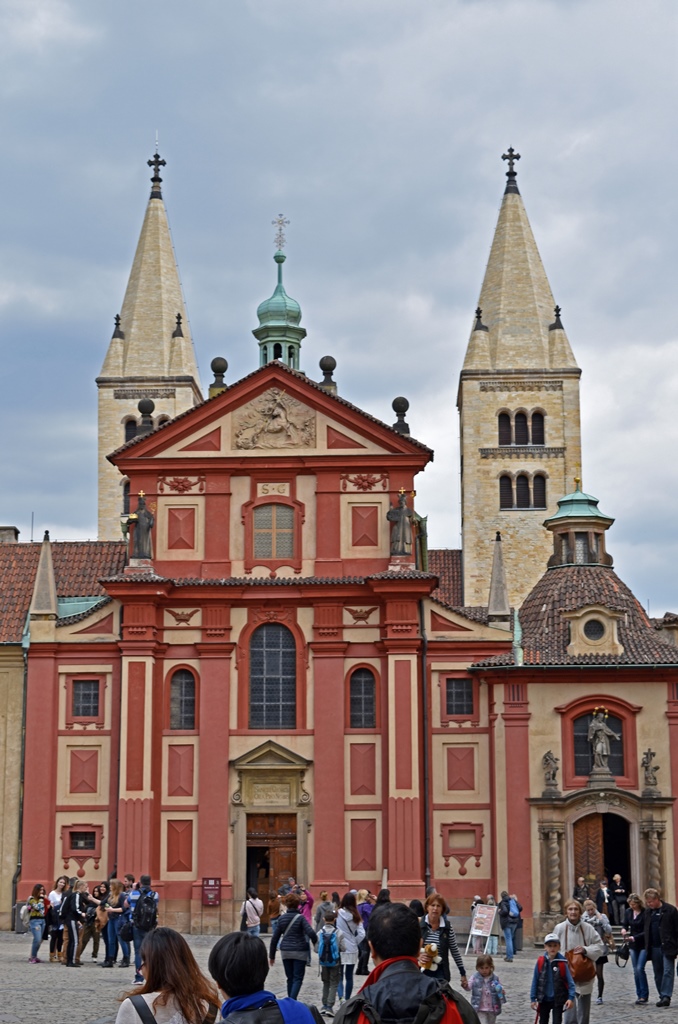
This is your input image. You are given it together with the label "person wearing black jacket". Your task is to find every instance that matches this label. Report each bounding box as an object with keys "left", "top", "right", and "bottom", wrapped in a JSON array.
[
  {"left": 269, "top": 893, "right": 318, "bottom": 1000},
  {"left": 498, "top": 891, "right": 522, "bottom": 962},
  {"left": 334, "top": 902, "right": 479, "bottom": 1024},
  {"left": 621, "top": 894, "right": 648, "bottom": 1005},
  {"left": 419, "top": 893, "right": 469, "bottom": 988},
  {"left": 643, "top": 888, "right": 678, "bottom": 1007},
  {"left": 62, "top": 880, "right": 88, "bottom": 966}
]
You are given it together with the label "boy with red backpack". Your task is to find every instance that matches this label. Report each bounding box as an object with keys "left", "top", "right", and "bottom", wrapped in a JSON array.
[{"left": 530, "top": 934, "right": 575, "bottom": 1024}]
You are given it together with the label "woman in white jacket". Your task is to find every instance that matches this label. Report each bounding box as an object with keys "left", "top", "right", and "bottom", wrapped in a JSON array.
[
  {"left": 554, "top": 900, "right": 605, "bottom": 1024},
  {"left": 335, "top": 893, "right": 365, "bottom": 1002}
]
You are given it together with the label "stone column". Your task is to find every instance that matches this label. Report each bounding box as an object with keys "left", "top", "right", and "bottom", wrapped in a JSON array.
[
  {"left": 640, "top": 821, "right": 665, "bottom": 892},
  {"left": 539, "top": 823, "right": 564, "bottom": 915}
]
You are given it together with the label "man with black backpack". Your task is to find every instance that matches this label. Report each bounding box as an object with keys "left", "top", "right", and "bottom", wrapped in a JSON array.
[
  {"left": 333, "top": 903, "right": 479, "bottom": 1024},
  {"left": 129, "top": 873, "right": 159, "bottom": 984}
]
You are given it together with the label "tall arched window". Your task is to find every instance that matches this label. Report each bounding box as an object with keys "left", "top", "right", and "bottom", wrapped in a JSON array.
[
  {"left": 249, "top": 623, "right": 296, "bottom": 729},
  {"left": 124, "top": 419, "right": 138, "bottom": 443},
  {"left": 499, "top": 476, "right": 513, "bottom": 509},
  {"left": 170, "top": 669, "right": 196, "bottom": 730},
  {"left": 514, "top": 413, "right": 529, "bottom": 445},
  {"left": 273, "top": 342, "right": 283, "bottom": 359},
  {"left": 531, "top": 412, "right": 545, "bottom": 445},
  {"left": 122, "top": 482, "right": 130, "bottom": 516},
  {"left": 533, "top": 474, "right": 547, "bottom": 509},
  {"left": 516, "top": 474, "right": 530, "bottom": 508},
  {"left": 350, "top": 668, "right": 376, "bottom": 729},
  {"left": 498, "top": 413, "right": 512, "bottom": 446}
]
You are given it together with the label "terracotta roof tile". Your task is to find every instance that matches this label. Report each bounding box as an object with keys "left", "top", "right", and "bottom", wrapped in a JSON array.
[
  {"left": 428, "top": 549, "right": 463, "bottom": 607},
  {"left": 0, "top": 542, "right": 126, "bottom": 643},
  {"left": 470, "top": 564, "right": 678, "bottom": 668}
]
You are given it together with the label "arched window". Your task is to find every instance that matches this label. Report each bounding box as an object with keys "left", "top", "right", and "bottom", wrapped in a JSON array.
[
  {"left": 156, "top": 416, "right": 170, "bottom": 427},
  {"left": 253, "top": 504, "right": 294, "bottom": 559},
  {"left": 122, "top": 482, "right": 130, "bottom": 516},
  {"left": 573, "top": 711, "right": 624, "bottom": 777},
  {"left": 531, "top": 412, "right": 545, "bottom": 445},
  {"left": 514, "top": 413, "right": 529, "bottom": 445},
  {"left": 288, "top": 346, "right": 295, "bottom": 367},
  {"left": 249, "top": 623, "right": 296, "bottom": 729},
  {"left": 533, "top": 474, "right": 547, "bottom": 509},
  {"left": 516, "top": 474, "right": 530, "bottom": 508},
  {"left": 170, "top": 669, "right": 196, "bottom": 730},
  {"left": 498, "top": 413, "right": 512, "bottom": 446},
  {"left": 262, "top": 345, "right": 268, "bottom": 362},
  {"left": 350, "top": 668, "right": 376, "bottom": 729},
  {"left": 124, "top": 419, "right": 138, "bottom": 443},
  {"left": 273, "top": 342, "right": 283, "bottom": 359},
  {"left": 499, "top": 476, "right": 513, "bottom": 509}
]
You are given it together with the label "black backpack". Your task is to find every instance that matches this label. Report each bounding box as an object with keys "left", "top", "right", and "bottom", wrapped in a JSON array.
[
  {"left": 132, "top": 889, "right": 158, "bottom": 932},
  {"left": 335, "top": 983, "right": 476, "bottom": 1024}
]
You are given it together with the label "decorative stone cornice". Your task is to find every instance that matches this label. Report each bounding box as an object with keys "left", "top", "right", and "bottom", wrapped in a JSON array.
[{"left": 480, "top": 446, "right": 565, "bottom": 459}]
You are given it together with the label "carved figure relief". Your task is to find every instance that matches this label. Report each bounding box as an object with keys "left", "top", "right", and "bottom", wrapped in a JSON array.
[{"left": 233, "top": 389, "right": 315, "bottom": 450}]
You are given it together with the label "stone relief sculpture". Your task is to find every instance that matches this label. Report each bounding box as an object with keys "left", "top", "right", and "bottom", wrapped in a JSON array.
[
  {"left": 641, "top": 748, "right": 660, "bottom": 789},
  {"left": 542, "top": 750, "right": 560, "bottom": 788},
  {"left": 234, "top": 388, "right": 315, "bottom": 449}
]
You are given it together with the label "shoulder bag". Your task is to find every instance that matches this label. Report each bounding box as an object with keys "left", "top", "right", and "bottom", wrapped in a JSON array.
[{"left": 564, "top": 924, "right": 596, "bottom": 984}]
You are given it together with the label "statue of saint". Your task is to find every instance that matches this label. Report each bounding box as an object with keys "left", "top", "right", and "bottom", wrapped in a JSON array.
[
  {"left": 542, "top": 750, "right": 560, "bottom": 787},
  {"left": 641, "top": 748, "right": 660, "bottom": 788},
  {"left": 387, "top": 492, "right": 414, "bottom": 556},
  {"left": 587, "top": 710, "right": 620, "bottom": 770},
  {"left": 129, "top": 494, "right": 154, "bottom": 559}
]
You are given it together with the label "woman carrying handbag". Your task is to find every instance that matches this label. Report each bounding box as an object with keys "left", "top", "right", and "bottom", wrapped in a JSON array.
[{"left": 553, "top": 901, "right": 604, "bottom": 1024}]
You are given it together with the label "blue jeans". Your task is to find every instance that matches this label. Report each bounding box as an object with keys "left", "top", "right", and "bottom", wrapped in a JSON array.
[
  {"left": 115, "top": 915, "right": 131, "bottom": 961},
  {"left": 133, "top": 926, "right": 147, "bottom": 979},
  {"left": 29, "top": 918, "right": 45, "bottom": 958},
  {"left": 282, "top": 957, "right": 306, "bottom": 1000},
  {"left": 630, "top": 946, "right": 649, "bottom": 1001},
  {"left": 503, "top": 921, "right": 517, "bottom": 958},
  {"left": 247, "top": 924, "right": 261, "bottom": 937},
  {"left": 337, "top": 963, "right": 355, "bottom": 1001},
  {"left": 650, "top": 948, "right": 675, "bottom": 1000}
]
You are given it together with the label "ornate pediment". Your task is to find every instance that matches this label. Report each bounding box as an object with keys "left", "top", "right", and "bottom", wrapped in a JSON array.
[
  {"left": 232, "top": 389, "right": 316, "bottom": 450},
  {"left": 231, "top": 739, "right": 311, "bottom": 772}
]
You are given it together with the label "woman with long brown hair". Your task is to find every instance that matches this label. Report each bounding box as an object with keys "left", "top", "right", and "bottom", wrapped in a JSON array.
[
  {"left": 336, "top": 893, "right": 365, "bottom": 1003},
  {"left": 116, "top": 927, "right": 219, "bottom": 1023}
]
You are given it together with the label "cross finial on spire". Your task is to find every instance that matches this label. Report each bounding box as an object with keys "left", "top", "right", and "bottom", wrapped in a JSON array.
[
  {"left": 501, "top": 147, "right": 521, "bottom": 195},
  {"left": 549, "top": 304, "right": 564, "bottom": 331},
  {"left": 272, "top": 214, "right": 290, "bottom": 251},
  {"left": 148, "top": 149, "right": 166, "bottom": 198}
]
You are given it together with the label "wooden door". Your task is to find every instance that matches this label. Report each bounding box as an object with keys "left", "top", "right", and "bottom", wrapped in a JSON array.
[
  {"left": 246, "top": 813, "right": 297, "bottom": 919},
  {"left": 573, "top": 814, "right": 603, "bottom": 885}
]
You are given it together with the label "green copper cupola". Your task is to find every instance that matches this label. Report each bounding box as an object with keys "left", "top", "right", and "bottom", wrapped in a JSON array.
[{"left": 253, "top": 216, "right": 306, "bottom": 370}]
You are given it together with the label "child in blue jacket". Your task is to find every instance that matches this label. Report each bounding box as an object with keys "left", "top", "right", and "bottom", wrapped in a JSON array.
[
  {"left": 468, "top": 954, "right": 506, "bottom": 1022},
  {"left": 530, "top": 933, "right": 575, "bottom": 1024}
]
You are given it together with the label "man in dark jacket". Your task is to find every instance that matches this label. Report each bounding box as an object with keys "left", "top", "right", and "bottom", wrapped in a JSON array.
[
  {"left": 333, "top": 902, "right": 479, "bottom": 1024},
  {"left": 643, "top": 888, "right": 678, "bottom": 1007},
  {"left": 209, "top": 932, "right": 322, "bottom": 1023}
]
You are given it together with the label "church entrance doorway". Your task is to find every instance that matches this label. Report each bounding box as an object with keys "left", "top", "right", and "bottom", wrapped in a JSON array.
[
  {"left": 572, "top": 812, "right": 631, "bottom": 896},
  {"left": 246, "top": 813, "right": 297, "bottom": 927}
]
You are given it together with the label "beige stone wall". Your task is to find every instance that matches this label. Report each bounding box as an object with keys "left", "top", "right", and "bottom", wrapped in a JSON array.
[
  {"left": 0, "top": 650, "right": 23, "bottom": 929},
  {"left": 97, "top": 382, "right": 200, "bottom": 540},
  {"left": 460, "top": 370, "right": 582, "bottom": 607}
]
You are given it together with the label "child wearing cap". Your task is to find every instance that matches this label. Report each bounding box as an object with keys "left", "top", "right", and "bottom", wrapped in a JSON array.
[{"left": 530, "top": 933, "right": 575, "bottom": 1023}]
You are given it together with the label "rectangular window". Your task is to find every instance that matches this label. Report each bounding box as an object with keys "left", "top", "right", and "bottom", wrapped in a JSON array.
[
  {"left": 350, "top": 670, "right": 376, "bottom": 728},
  {"left": 69, "top": 830, "right": 96, "bottom": 850},
  {"left": 72, "top": 680, "right": 100, "bottom": 719},
  {"left": 445, "top": 678, "right": 474, "bottom": 717},
  {"left": 253, "top": 504, "right": 294, "bottom": 559}
]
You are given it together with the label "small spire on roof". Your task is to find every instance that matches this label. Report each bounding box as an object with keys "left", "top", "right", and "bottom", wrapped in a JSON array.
[
  {"left": 501, "top": 147, "right": 521, "bottom": 195},
  {"left": 474, "top": 306, "right": 489, "bottom": 332},
  {"left": 549, "top": 304, "right": 564, "bottom": 331},
  {"left": 172, "top": 313, "right": 183, "bottom": 337},
  {"left": 148, "top": 148, "right": 166, "bottom": 199},
  {"left": 112, "top": 313, "right": 124, "bottom": 339}
]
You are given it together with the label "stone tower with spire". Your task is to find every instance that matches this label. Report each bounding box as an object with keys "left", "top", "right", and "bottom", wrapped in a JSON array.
[
  {"left": 458, "top": 151, "right": 582, "bottom": 608},
  {"left": 96, "top": 153, "right": 202, "bottom": 539}
]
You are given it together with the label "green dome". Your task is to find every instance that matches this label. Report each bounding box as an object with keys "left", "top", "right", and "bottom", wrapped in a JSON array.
[
  {"left": 544, "top": 480, "right": 614, "bottom": 525},
  {"left": 256, "top": 252, "right": 302, "bottom": 327}
]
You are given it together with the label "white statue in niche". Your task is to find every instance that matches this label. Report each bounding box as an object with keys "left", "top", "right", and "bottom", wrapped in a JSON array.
[{"left": 234, "top": 389, "right": 315, "bottom": 449}]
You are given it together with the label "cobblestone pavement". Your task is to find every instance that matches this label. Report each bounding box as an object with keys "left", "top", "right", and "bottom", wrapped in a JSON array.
[{"left": 0, "top": 930, "right": 661, "bottom": 1023}]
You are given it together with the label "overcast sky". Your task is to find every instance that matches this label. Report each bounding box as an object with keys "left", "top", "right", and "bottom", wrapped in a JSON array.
[{"left": 0, "top": 0, "right": 676, "bottom": 613}]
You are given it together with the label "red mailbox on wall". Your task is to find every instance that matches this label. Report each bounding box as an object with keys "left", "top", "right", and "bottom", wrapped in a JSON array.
[{"left": 202, "top": 877, "right": 221, "bottom": 906}]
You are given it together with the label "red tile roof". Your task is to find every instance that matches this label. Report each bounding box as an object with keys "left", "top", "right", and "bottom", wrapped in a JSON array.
[
  {"left": 0, "top": 541, "right": 126, "bottom": 643},
  {"left": 471, "top": 564, "right": 678, "bottom": 668},
  {"left": 428, "top": 549, "right": 463, "bottom": 607}
]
